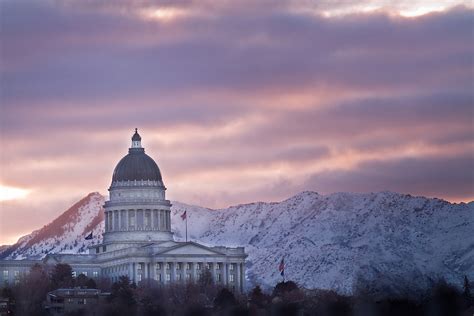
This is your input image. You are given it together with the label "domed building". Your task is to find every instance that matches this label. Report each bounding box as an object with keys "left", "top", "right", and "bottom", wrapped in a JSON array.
[
  {"left": 0, "top": 130, "right": 247, "bottom": 292},
  {"left": 103, "top": 128, "right": 173, "bottom": 245}
]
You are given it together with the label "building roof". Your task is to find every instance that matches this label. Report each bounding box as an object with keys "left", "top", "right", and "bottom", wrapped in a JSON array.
[
  {"left": 112, "top": 150, "right": 162, "bottom": 183},
  {"left": 111, "top": 131, "right": 162, "bottom": 183}
]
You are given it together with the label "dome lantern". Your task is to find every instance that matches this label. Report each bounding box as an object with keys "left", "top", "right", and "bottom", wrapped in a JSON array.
[{"left": 131, "top": 128, "right": 142, "bottom": 148}]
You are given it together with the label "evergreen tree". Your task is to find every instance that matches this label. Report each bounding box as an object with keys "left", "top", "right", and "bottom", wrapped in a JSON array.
[
  {"left": 250, "top": 285, "right": 267, "bottom": 308},
  {"left": 51, "top": 263, "right": 74, "bottom": 289},
  {"left": 272, "top": 280, "right": 299, "bottom": 297},
  {"left": 110, "top": 275, "right": 136, "bottom": 306},
  {"left": 85, "top": 278, "right": 97, "bottom": 289},
  {"left": 75, "top": 273, "right": 89, "bottom": 288},
  {"left": 13, "top": 263, "right": 50, "bottom": 316},
  {"left": 214, "top": 288, "right": 236, "bottom": 309}
]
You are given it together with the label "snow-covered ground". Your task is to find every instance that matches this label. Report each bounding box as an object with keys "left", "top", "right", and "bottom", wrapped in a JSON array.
[{"left": 1, "top": 191, "right": 473, "bottom": 295}]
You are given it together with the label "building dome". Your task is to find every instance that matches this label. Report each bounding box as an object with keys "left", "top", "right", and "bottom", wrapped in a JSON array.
[{"left": 111, "top": 129, "right": 162, "bottom": 183}]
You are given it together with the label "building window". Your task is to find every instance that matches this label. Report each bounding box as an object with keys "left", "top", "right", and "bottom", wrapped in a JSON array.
[
  {"left": 197, "top": 263, "right": 201, "bottom": 270},
  {"left": 156, "top": 263, "right": 161, "bottom": 270},
  {"left": 14, "top": 271, "right": 19, "bottom": 277},
  {"left": 166, "top": 274, "right": 171, "bottom": 281},
  {"left": 229, "top": 274, "right": 234, "bottom": 282},
  {"left": 82, "top": 272, "right": 88, "bottom": 277},
  {"left": 177, "top": 274, "right": 182, "bottom": 281},
  {"left": 93, "top": 271, "right": 98, "bottom": 278},
  {"left": 137, "top": 274, "right": 142, "bottom": 282},
  {"left": 166, "top": 263, "right": 170, "bottom": 270},
  {"left": 2, "top": 271, "right": 8, "bottom": 279},
  {"left": 217, "top": 274, "right": 221, "bottom": 282},
  {"left": 72, "top": 271, "right": 77, "bottom": 278},
  {"left": 96, "top": 248, "right": 100, "bottom": 254},
  {"left": 176, "top": 263, "right": 181, "bottom": 270},
  {"left": 217, "top": 263, "right": 221, "bottom": 270},
  {"left": 206, "top": 263, "right": 211, "bottom": 270},
  {"left": 186, "top": 273, "right": 191, "bottom": 280},
  {"left": 229, "top": 264, "right": 234, "bottom": 271},
  {"left": 102, "top": 245, "right": 107, "bottom": 252},
  {"left": 78, "top": 298, "right": 86, "bottom": 305},
  {"left": 186, "top": 263, "right": 191, "bottom": 270}
]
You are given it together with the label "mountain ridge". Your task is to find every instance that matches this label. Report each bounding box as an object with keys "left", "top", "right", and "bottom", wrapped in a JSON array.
[{"left": 1, "top": 190, "right": 472, "bottom": 295}]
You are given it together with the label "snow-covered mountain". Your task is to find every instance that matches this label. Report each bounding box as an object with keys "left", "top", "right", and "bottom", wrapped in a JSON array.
[
  {"left": 0, "top": 192, "right": 105, "bottom": 260},
  {"left": 1, "top": 191, "right": 473, "bottom": 295}
]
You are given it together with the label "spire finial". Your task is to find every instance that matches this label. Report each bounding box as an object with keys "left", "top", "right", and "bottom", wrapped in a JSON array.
[{"left": 135, "top": 128, "right": 138, "bottom": 133}]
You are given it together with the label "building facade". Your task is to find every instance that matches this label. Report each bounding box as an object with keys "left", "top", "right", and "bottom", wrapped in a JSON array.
[{"left": 0, "top": 130, "right": 247, "bottom": 292}]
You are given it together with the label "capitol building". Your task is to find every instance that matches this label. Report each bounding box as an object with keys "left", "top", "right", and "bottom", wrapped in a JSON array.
[{"left": 0, "top": 130, "right": 247, "bottom": 292}]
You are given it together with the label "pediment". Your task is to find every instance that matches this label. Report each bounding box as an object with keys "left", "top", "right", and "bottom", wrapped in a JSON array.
[{"left": 156, "top": 242, "right": 224, "bottom": 256}]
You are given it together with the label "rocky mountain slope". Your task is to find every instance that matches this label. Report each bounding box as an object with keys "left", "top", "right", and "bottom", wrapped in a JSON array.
[
  {"left": 0, "top": 193, "right": 105, "bottom": 260},
  {"left": 1, "top": 191, "right": 473, "bottom": 295}
]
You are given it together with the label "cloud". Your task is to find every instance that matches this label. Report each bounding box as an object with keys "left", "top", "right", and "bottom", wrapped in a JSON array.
[
  {"left": 303, "top": 153, "right": 474, "bottom": 201},
  {"left": 0, "top": 0, "right": 472, "bottom": 244}
]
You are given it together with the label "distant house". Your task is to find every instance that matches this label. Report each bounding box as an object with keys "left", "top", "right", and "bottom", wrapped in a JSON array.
[{"left": 44, "top": 288, "right": 109, "bottom": 316}]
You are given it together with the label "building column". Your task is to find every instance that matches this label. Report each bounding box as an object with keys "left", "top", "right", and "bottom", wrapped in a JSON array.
[
  {"left": 157, "top": 210, "right": 160, "bottom": 231},
  {"left": 129, "top": 263, "right": 134, "bottom": 283},
  {"left": 167, "top": 211, "right": 171, "bottom": 230},
  {"left": 105, "top": 211, "right": 108, "bottom": 232},
  {"left": 160, "top": 262, "right": 165, "bottom": 284},
  {"left": 212, "top": 262, "right": 217, "bottom": 284},
  {"left": 171, "top": 262, "right": 177, "bottom": 282},
  {"left": 150, "top": 260, "right": 156, "bottom": 281},
  {"left": 117, "top": 210, "right": 122, "bottom": 230},
  {"left": 132, "top": 209, "right": 136, "bottom": 230},
  {"left": 144, "top": 262, "right": 149, "bottom": 280},
  {"left": 191, "top": 262, "right": 197, "bottom": 283},
  {"left": 223, "top": 263, "right": 228, "bottom": 286},
  {"left": 240, "top": 263, "right": 245, "bottom": 292},
  {"left": 150, "top": 209, "right": 154, "bottom": 230},
  {"left": 236, "top": 262, "right": 242, "bottom": 293},
  {"left": 135, "top": 263, "right": 140, "bottom": 283},
  {"left": 112, "top": 210, "right": 115, "bottom": 231},
  {"left": 162, "top": 262, "right": 167, "bottom": 285},
  {"left": 125, "top": 210, "right": 129, "bottom": 231},
  {"left": 132, "top": 263, "right": 136, "bottom": 284}
]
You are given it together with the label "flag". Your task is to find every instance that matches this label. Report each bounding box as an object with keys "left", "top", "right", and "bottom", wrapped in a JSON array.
[
  {"left": 279, "top": 258, "right": 285, "bottom": 276},
  {"left": 85, "top": 232, "right": 93, "bottom": 240},
  {"left": 181, "top": 211, "right": 187, "bottom": 220}
]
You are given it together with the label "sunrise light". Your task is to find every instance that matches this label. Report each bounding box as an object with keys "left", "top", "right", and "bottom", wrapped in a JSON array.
[{"left": 0, "top": 185, "right": 30, "bottom": 202}]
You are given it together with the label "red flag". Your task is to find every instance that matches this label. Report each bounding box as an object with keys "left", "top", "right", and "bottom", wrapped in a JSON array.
[
  {"left": 279, "top": 258, "right": 285, "bottom": 276},
  {"left": 181, "top": 211, "right": 187, "bottom": 220}
]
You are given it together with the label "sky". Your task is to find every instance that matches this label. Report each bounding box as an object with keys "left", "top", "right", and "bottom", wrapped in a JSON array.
[{"left": 0, "top": 0, "right": 473, "bottom": 245}]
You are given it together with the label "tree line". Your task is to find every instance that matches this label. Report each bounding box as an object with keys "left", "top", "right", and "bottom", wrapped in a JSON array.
[{"left": 0, "top": 263, "right": 472, "bottom": 316}]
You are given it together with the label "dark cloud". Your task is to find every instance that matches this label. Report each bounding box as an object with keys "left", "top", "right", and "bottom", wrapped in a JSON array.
[
  {"left": 303, "top": 153, "right": 474, "bottom": 201},
  {"left": 1, "top": 2, "right": 472, "bottom": 106}
]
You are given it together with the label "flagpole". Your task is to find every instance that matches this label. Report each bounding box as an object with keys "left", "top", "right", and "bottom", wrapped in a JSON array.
[{"left": 185, "top": 216, "right": 188, "bottom": 242}]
